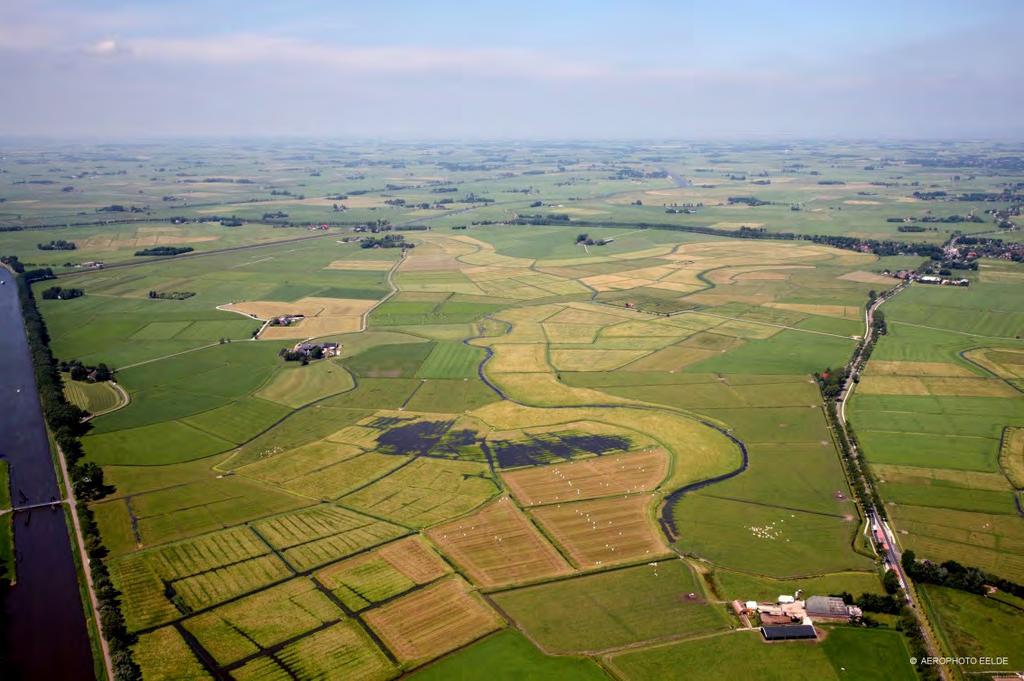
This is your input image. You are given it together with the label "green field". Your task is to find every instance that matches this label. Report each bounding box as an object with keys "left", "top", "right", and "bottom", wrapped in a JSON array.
[
  {"left": 491, "top": 562, "right": 729, "bottom": 652},
  {"left": 920, "top": 585, "right": 1024, "bottom": 673},
  {"left": 607, "top": 627, "right": 915, "bottom": 681},
  {"left": 409, "top": 629, "right": 610, "bottom": 681}
]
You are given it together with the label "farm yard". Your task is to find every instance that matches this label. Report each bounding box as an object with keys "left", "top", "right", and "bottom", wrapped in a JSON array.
[{"left": 4, "top": 139, "right": 1019, "bottom": 680}]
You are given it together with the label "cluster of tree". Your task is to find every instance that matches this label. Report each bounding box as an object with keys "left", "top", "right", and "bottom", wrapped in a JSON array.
[
  {"left": 0, "top": 225, "right": 24, "bottom": 232},
  {"left": 431, "top": 187, "right": 458, "bottom": 193},
  {"left": 134, "top": 246, "right": 193, "bottom": 257},
  {"left": 278, "top": 346, "right": 322, "bottom": 363},
  {"left": 817, "top": 180, "right": 846, "bottom": 185},
  {"left": 512, "top": 213, "right": 571, "bottom": 225},
  {"left": 262, "top": 211, "right": 288, "bottom": 220},
  {"left": 575, "top": 233, "right": 611, "bottom": 247},
  {"left": 41, "top": 285, "right": 84, "bottom": 300},
  {"left": 897, "top": 224, "right": 928, "bottom": 233},
  {"left": 219, "top": 217, "right": 243, "bottom": 227},
  {"left": 887, "top": 214, "right": 984, "bottom": 224},
  {"left": 462, "top": 193, "right": 495, "bottom": 204},
  {"left": 1, "top": 254, "right": 25, "bottom": 272},
  {"left": 147, "top": 290, "right": 195, "bottom": 300},
  {"left": 814, "top": 367, "right": 848, "bottom": 400},
  {"left": 37, "top": 239, "right": 77, "bottom": 251},
  {"left": 360, "top": 234, "right": 413, "bottom": 249},
  {"left": 897, "top": 607, "right": 942, "bottom": 681},
  {"left": 394, "top": 225, "right": 430, "bottom": 231},
  {"left": 23, "top": 266, "right": 56, "bottom": 283},
  {"left": 871, "top": 309, "right": 887, "bottom": 335},
  {"left": 833, "top": 591, "right": 902, "bottom": 614},
  {"left": 61, "top": 359, "right": 113, "bottom": 382},
  {"left": 97, "top": 204, "right": 146, "bottom": 213},
  {"left": 727, "top": 196, "right": 770, "bottom": 206},
  {"left": 11, "top": 273, "right": 141, "bottom": 679},
  {"left": 901, "top": 550, "right": 1024, "bottom": 599}
]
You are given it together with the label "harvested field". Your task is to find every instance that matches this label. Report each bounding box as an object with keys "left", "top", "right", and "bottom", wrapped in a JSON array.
[
  {"left": 364, "top": 577, "right": 503, "bottom": 666},
  {"left": 549, "top": 348, "right": 651, "bottom": 372},
  {"left": 224, "top": 296, "right": 377, "bottom": 339},
  {"left": 502, "top": 449, "right": 668, "bottom": 506},
  {"left": 867, "top": 360, "right": 977, "bottom": 377},
  {"left": 427, "top": 497, "right": 573, "bottom": 587},
  {"left": 531, "top": 494, "right": 669, "bottom": 569},
  {"left": 858, "top": 375, "right": 1017, "bottom": 397},
  {"left": 325, "top": 259, "right": 395, "bottom": 271},
  {"left": 765, "top": 302, "right": 863, "bottom": 319},
  {"left": 838, "top": 270, "right": 896, "bottom": 284},
  {"left": 964, "top": 347, "right": 1024, "bottom": 380}
]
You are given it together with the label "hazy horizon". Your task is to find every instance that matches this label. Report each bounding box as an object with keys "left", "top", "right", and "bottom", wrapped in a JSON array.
[{"left": 2, "top": 0, "right": 1023, "bottom": 140}]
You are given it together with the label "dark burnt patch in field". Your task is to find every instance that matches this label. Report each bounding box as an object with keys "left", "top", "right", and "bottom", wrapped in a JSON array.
[
  {"left": 493, "top": 432, "right": 633, "bottom": 468},
  {"left": 376, "top": 419, "right": 455, "bottom": 456}
]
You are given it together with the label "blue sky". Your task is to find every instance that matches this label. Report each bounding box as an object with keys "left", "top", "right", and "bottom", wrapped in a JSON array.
[{"left": 1, "top": 0, "right": 1021, "bottom": 138}]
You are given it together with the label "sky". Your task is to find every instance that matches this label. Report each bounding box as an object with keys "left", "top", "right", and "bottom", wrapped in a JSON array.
[{"left": 1, "top": 0, "right": 1022, "bottom": 139}]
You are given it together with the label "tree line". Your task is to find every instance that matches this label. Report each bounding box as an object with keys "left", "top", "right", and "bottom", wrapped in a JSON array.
[{"left": 9, "top": 273, "right": 141, "bottom": 679}]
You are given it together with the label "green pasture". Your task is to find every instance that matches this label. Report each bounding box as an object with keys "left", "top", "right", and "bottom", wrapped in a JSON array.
[
  {"left": 491, "top": 561, "right": 729, "bottom": 653},
  {"left": 409, "top": 629, "right": 610, "bottom": 681}
]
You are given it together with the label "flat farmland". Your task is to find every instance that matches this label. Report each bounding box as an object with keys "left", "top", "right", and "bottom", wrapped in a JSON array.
[
  {"left": 492, "top": 561, "right": 728, "bottom": 653},
  {"left": 427, "top": 497, "right": 573, "bottom": 587},
  {"left": 531, "top": 494, "right": 670, "bottom": 569},
  {"left": 364, "top": 577, "right": 503, "bottom": 666},
  {"left": 16, "top": 140, "right": 1024, "bottom": 680},
  {"left": 502, "top": 449, "right": 668, "bottom": 506}
]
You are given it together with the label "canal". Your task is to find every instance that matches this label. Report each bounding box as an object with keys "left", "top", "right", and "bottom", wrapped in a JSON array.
[{"left": 0, "top": 267, "right": 96, "bottom": 680}]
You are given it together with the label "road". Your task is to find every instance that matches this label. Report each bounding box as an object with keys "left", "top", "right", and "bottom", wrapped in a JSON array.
[{"left": 833, "top": 282, "right": 948, "bottom": 679}]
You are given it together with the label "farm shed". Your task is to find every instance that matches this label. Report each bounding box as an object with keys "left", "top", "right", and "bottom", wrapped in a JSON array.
[
  {"left": 805, "top": 596, "right": 861, "bottom": 621},
  {"left": 760, "top": 625, "right": 817, "bottom": 641}
]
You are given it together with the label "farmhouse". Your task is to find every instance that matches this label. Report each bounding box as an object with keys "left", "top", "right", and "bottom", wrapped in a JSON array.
[
  {"left": 292, "top": 341, "right": 340, "bottom": 358},
  {"left": 272, "top": 313, "right": 305, "bottom": 326}
]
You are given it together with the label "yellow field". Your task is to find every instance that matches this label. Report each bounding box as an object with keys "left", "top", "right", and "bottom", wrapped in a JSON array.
[
  {"left": 838, "top": 270, "right": 895, "bottom": 285},
  {"left": 873, "top": 464, "right": 1013, "bottom": 492},
  {"left": 502, "top": 450, "right": 668, "bottom": 506},
  {"left": 866, "top": 361, "right": 977, "bottom": 377},
  {"left": 765, "top": 302, "right": 863, "bottom": 319},
  {"left": 486, "top": 343, "right": 550, "bottom": 373},
  {"left": 325, "top": 259, "right": 394, "bottom": 271},
  {"left": 427, "top": 497, "right": 573, "bottom": 587},
  {"left": 531, "top": 494, "right": 669, "bottom": 569},
  {"left": 363, "top": 577, "right": 503, "bottom": 665},
  {"left": 858, "top": 375, "right": 1018, "bottom": 397},
  {"left": 964, "top": 347, "right": 1024, "bottom": 380},
  {"left": 224, "top": 296, "right": 376, "bottom": 339},
  {"left": 549, "top": 348, "right": 651, "bottom": 371}
]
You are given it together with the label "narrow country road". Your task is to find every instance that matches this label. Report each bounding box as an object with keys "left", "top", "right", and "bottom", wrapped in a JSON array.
[{"left": 833, "top": 281, "right": 948, "bottom": 679}]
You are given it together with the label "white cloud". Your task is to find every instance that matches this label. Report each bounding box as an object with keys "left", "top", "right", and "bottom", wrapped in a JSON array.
[{"left": 84, "top": 39, "right": 122, "bottom": 56}]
